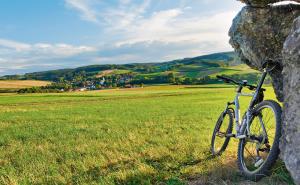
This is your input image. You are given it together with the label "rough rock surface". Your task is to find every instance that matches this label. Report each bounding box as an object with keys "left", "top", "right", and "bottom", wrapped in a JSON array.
[
  {"left": 281, "top": 16, "right": 300, "bottom": 184},
  {"left": 229, "top": 5, "right": 300, "bottom": 101},
  {"left": 238, "top": 0, "right": 300, "bottom": 7},
  {"left": 238, "top": 0, "right": 284, "bottom": 7},
  {"left": 229, "top": 2, "right": 300, "bottom": 184}
]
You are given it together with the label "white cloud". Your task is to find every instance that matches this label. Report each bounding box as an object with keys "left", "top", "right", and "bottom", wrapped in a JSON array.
[
  {"left": 32, "top": 43, "right": 96, "bottom": 57},
  {"left": 1, "top": 0, "right": 243, "bottom": 75},
  {"left": 63, "top": 0, "right": 240, "bottom": 54},
  {"left": 0, "top": 39, "right": 97, "bottom": 75},
  {"left": 65, "top": 0, "right": 99, "bottom": 23},
  {"left": 119, "top": 0, "right": 131, "bottom": 5},
  {"left": 96, "top": 39, "right": 230, "bottom": 64},
  {"left": 108, "top": 9, "right": 237, "bottom": 58},
  {"left": 101, "top": 0, "right": 151, "bottom": 29},
  {"left": 0, "top": 58, "right": 5, "bottom": 63},
  {"left": 91, "top": 0, "right": 239, "bottom": 56},
  {"left": 0, "top": 39, "right": 31, "bottom": 51},
  {"left": 0, "top": 39, "right": 96, "bottom": 57},
  {"left": 64, "top": 0, "right": 152, "bottom": 26}
]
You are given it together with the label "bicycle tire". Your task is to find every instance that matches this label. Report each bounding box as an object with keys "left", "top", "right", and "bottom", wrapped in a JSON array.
[
  {"left": 211, "top": 109, "right": 234, "bottom": 156},
  {"left": 237, "top": 100, "right": 282, "bottom": 181}
]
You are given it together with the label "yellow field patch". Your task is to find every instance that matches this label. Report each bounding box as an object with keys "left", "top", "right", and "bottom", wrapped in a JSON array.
[
  {"left": 0, "top": 80, "right": 50, "bottom": 89},
  {"left": 95, "top": 69, "right": 116, "bottom": 78}
]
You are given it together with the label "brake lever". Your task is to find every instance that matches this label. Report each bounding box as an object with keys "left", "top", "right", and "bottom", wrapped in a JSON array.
[{"left": 248, "top": 86, "right": 255, "bottom": 90}]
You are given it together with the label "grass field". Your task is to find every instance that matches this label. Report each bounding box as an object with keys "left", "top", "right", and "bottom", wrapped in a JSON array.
[
  {"left": 0, "top": 80, "right": 50, "bottom": 89},
  {"left": 0, "top": 85, "right": 293, "bottom": 185}
]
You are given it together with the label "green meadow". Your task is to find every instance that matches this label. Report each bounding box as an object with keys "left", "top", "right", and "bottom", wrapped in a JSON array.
[{"left": 0, "top": 85, "right": 292, "bottom": 184}]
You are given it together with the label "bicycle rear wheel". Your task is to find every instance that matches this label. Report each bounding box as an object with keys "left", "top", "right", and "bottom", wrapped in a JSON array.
[{"left": 237, "top": 100, "right": 282, "bottom": 181}]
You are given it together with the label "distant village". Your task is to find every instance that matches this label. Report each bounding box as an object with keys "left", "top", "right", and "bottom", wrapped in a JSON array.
[
  {"left": 69, "top": 76, "right": 139, "bottom": 92},
  {"left": 17, "top": 72, "right": 145, "bottom": 93}
]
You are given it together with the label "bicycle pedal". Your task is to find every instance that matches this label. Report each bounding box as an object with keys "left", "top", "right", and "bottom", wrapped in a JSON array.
[
  {"left": 226, "top": 133, "right": 236, "bottom": 138},
  {"left": 254, "top": 158, "right": 264, "bottom": 167},
  {"left": 236, "top": 135, "right": 246, "bottom": 139}
]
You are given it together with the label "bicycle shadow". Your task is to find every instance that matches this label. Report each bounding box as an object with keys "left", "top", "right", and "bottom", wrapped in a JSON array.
[
  {"left": 188, "top": 154, "right": 291, "bottom": 185},
  {"left": 79, "top": 152, "right": 290, "bottom": 185}
]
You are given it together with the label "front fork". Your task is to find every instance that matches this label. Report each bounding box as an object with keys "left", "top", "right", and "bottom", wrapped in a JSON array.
[
  {"left": 223, "top": 101, "right": 248, "bottom": 139},
  {"left": 242, "top": 112, "right": 269, "bottom": 153}
]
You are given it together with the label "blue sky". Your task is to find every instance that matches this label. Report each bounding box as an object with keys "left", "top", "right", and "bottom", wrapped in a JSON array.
[{"left": 0, "top": 0, "right": 243, "bottom": 75}]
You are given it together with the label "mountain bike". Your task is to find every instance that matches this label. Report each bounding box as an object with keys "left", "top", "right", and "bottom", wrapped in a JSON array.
[{"left": 210, "top": 61, "right": 282, "bottom": 181}]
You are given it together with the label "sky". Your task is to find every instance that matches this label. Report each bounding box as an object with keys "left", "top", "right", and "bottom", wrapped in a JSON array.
[{"left": 0, "top": 0, "right": 244, "bottom": 75}]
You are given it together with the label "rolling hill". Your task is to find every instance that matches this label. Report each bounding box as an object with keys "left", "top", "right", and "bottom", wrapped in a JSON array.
[
  {"left": 0, "top": 52, "right": 258, "bottom": 82},
  {"left": 0, "top": 52, "right": 265, "bottom": 93}
]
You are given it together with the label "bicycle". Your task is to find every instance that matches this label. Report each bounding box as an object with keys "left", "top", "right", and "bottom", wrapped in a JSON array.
[{"left": 210, "top": 61, "right": 282, "bottom": 181}]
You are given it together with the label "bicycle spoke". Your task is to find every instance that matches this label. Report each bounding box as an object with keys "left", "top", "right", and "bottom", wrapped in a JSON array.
[
  {"left": 253, "top": 119, "right": 259, "bottom": 132},
  {"left": 264, "top": 113, "right": 272, "bottom": 126},
  {"left": 244, "top": 143, "right": 256, "bottom": 160}
]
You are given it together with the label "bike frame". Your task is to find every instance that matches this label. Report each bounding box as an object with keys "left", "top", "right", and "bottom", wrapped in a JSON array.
[{"left": 224, "top": 69, "right": 268, "bottom": 137}]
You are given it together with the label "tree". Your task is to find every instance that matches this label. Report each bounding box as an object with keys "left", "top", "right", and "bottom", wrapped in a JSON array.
[
  {"left": 167, "top": 73, "right": 175, "bottom": 84},
  {"left": 184, "top": 77, "right": 193, "bottom": 85}
]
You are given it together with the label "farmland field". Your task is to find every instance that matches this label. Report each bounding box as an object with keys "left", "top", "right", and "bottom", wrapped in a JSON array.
[
  {"left": 0, "top": 80, "right": 50, "bottom": 89},
  {"left": 0, "top": 85, "right": 292, "bottom": 184}
]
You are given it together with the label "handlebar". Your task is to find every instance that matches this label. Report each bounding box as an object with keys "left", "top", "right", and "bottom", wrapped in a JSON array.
[
  {"left": 216, "top": 75, "right": 238, "bottom": 84},
  {"left": 216, "top": 75, "right": 265, "bottom": 91}
]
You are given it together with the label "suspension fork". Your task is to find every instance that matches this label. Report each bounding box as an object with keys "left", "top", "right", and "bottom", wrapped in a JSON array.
[
  {"left": 234, "top": 95, "right": 241, "bottom": 133},
  {"left": 220, "top": 102, "right": 236, "bottom": 138},
  {"left": 239, "top": 110, "right": 254, "bottom": 136}
]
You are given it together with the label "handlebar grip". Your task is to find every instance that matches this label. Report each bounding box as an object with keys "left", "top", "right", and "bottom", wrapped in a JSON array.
[
  {"left": 216, "top": 75, "right": 236, "bottom": 84},
  {"left": 217, "top": 75, "right": 229, "bottom": 81}
]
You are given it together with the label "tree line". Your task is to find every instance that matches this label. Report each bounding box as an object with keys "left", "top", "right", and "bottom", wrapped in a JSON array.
[{"left": 17, "top": 72, "right": 223, "bottom": 93}]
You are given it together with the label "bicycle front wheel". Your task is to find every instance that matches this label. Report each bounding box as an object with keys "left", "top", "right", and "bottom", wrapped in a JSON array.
[
  {"left": 211, "top": 109, "right": 233, "bottom": 156},
  {"left": 237, "top": 100, "right": 282, "bottom": 181}
]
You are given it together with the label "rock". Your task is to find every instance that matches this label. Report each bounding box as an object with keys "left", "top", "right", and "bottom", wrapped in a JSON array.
[
  {"left": 238, "top": 0, "right": 300, "bottom": 7},
  {"left": 238, "top": 0, "right": 283, "bottom": 7},
  {"left": 229, "top": 3, "right": 300, "bottom": 184},
  {"left": 281, "top": 16, "right": 300, "bottom": 184},
  {"left": 229, "top": 5, "right": 300, "bottom": 101}
]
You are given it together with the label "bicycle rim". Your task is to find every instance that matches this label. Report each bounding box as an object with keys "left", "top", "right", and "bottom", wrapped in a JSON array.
[
  {"left": 212, "top": 112, "right": 232, "bottom": 154},
  {"left": 241, "top": 105, "right": 277, "bottom": 174}
]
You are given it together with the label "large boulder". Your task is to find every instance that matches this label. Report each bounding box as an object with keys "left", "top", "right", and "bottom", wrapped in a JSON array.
[
  {"left": 229, "top": 3, "right": 300, "bottom": 184},
  {"left": 238, "top": 0, "right": 283, "bottom": 7},
  {"left": 238, "top": 0, "right": 300, "bottom": 7},
  {"left": 229, "top": 5, "right": 300, "bottom": 101},
  {"left": 281, "top": 16, "right": 300, "bottom": 183}
]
